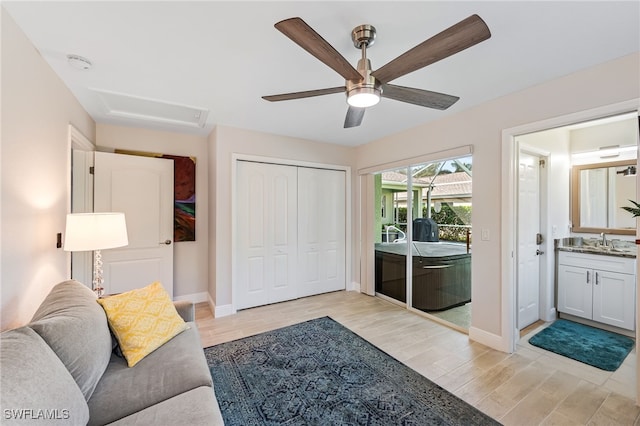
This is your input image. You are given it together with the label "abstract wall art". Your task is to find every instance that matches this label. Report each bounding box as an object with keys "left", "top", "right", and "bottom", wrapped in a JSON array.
[{"left": 115, "top": 149, "right": 196, "bottom": 242}]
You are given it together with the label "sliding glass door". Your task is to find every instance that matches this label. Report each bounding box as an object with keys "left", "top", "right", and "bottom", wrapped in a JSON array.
[
  {"left": 374, "top": 167, "right": 411, "bottom": 304},
  {"left": 372, "top": 155, "right": 473, "bottom": 331}
]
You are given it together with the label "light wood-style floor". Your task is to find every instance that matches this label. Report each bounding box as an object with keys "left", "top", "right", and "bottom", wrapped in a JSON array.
[{"left": 195, "top": 291, "right": 640, "bottom": 425}]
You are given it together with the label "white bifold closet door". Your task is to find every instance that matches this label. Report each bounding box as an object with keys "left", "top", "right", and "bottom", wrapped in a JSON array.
[
  {"left": 297, "top": 167, "right": 346, "bottom": 297},
  {"left": 236, "top": 161, "right": 346, "bottom": 310},
  {"left": 236, "top": 161, "right": 298, "bottom": 309}
]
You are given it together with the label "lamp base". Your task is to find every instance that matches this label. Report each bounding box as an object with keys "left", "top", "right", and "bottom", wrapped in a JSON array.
[
  {"left": 93, "top": 249, "right": 105, "bottom": 298},
  {"left": 94, "top": 285, "right": 105, "bottom": 298}
]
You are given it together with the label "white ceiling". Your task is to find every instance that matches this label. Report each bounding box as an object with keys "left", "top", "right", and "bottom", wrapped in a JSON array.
[{"left": 4, "top": 1, "right": 639, "bottom": 147}]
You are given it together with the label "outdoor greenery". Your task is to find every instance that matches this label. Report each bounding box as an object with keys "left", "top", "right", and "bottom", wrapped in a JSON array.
[
  {"left": 387, "top": 203, "right": 472, "bottom": 242},
  {"left": 381, "top": 156, "right": 473, "bottom": 243},
  {"left": 430, "top": 204, "right": 471, "bottom": 242}
]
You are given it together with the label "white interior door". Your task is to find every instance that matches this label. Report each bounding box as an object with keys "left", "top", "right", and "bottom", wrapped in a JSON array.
[
  {"left": 236, "top": 161, "right": 298, "bottom": 309},
  {"left": 517, "top": 151, "right": 541, "bottom": 329},
  {"left": 71, "top": 149, "right": 94, "bottom": 286},
  {"left": 298, "top": 168, "right": 346, "bottom": 297},
  {"left": 94, "top": 152, "right": 174, "bottom": 297}
]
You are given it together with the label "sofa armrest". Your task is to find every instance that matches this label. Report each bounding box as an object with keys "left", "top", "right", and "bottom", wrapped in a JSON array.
[{"left": 174, "top": 301, "right": 195, "bottom": 322}]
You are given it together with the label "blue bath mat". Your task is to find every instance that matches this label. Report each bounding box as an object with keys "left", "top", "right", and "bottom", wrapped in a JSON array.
[{"left": 528, "top": 319, "right": 634, "bottom": 371}]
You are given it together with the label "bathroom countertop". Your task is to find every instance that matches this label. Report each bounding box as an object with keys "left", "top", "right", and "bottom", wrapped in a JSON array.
[{"left": 555, "top": 237, "right": 637, "bottom": 259}]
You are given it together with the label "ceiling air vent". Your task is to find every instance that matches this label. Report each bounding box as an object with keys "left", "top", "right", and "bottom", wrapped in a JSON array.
[{"left": 93, "top": 89, "right": 208, "bottom": 128}]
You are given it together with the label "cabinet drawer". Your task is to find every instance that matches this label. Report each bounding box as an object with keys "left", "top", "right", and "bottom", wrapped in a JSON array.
[{"left": 558, "top": 251, "right": 635, "bottom": 275}]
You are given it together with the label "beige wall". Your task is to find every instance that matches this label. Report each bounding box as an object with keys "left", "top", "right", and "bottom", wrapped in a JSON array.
[
  {"left": 2, "top": 2, "right": 638, "bottom": 353},
  {"left": 356, "top": 53, "right": 639, "bottom": 342},
  {"left": 1, "top": 9, "right": 95, "bottom": 330},
  {"left": 208, "top": 125, "right": 357, "bottom": 310},
  {"left": 96, "top": 124, "right": 209, "bottom": 300}
]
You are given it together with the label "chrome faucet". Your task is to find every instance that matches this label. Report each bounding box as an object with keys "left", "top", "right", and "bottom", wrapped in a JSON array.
[{"left": 600, "top": 232, "right": 607, "bottom": 247}]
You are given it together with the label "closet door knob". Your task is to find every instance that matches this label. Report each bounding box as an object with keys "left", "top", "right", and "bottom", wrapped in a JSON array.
[{"left": 160, "top": 239, "right": 172, "bottom": 245}]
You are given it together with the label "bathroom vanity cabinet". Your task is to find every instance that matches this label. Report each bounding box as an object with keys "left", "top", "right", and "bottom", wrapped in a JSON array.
[{"left": 557, "top": 251, "right": 636, "bottom": 331}]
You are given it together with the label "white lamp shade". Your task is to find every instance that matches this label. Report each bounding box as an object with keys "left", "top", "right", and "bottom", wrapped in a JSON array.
[{"left": 64, "top": 212, "right": 129, "bottom": 252}]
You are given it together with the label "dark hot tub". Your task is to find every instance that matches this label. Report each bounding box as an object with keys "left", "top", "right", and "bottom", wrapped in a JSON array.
[{"left": 375, "top": 242, "right": 471, "bottom": 311}]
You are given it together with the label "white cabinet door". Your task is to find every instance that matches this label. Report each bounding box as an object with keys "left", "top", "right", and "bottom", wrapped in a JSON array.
[
  {"left": 297, "top": 168, "right": 346, "bottom": 297},
  {"left": 236, "top": 161, "right": 298, "bottom": 309},
  {"left": 557, "top": 251, "right": 636, "bottom": 331},
  {"left": 557, "top": 264, "right": 592, "bottom": 320},
  {"left": 592, "top": 269, "right": 636, "bottom": 330},
  {"left": 94, "top": 152, "right": 174, "bottom": 297}
]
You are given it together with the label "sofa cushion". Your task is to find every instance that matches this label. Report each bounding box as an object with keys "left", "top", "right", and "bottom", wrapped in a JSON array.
[
  {"left": 97, "top": 281, "right": 187, "bottom": 367},
  {"left": 173, "top": 300, "right": 195, "bottom": 322},
  {"left": 105, "top": 386, "right": 223, "bottom": 426},
  {"left": 87, "top": 323, "right": 213, "bottom": 426},
  {"left": 29, "top": 280, "right": 112, "bottom": 401},
  {"left": 0, "top": 327, "right": 89, "bottom": 425}
]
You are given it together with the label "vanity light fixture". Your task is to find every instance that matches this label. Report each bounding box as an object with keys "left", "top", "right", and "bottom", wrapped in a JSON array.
[
  {"left": 598, "top": 145, "right": 622, "bottom": 159},
  {"left": 571, "top": 145, "right": 637, "bottom": 162}
]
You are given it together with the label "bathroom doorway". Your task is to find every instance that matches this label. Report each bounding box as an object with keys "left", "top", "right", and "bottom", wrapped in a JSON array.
[
  {"left": 512, "top": 111, "right": 638, "bottom": 333},
  {"left": 502, "top": 100, "right": 639, "bottom": 403}
]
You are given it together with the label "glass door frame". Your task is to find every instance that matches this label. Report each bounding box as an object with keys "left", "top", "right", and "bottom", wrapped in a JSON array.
[{"left": 359, "top": 145, "right": 473, "bottom": 331}]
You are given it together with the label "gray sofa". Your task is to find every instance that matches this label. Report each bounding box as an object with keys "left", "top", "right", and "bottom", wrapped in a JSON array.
[{"left": 0, "top": 280, "right": 223, "bottom": 425}]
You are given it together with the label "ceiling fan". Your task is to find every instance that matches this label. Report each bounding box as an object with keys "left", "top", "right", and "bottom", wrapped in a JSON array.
[{"left": 263, "top": 15, "right": 491, "bottom": 128}]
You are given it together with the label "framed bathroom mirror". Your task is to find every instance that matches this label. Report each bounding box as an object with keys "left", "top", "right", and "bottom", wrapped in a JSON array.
[{"left": 571, "top": 159, "right": 636, "bottom": 235}]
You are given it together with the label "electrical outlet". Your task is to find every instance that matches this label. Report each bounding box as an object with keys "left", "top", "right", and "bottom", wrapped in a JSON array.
[
  {"left": 481, "top": 228, "right": 490, "bottom": 241},
  {"left": 552, "top": 225, "right": 558, "bottom": 236}
]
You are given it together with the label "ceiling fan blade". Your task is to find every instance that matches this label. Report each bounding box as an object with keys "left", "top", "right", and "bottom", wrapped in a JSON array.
[
  {"left": 371, "top": 14, "right": 491, "bottom": 84},
  {"left": 263, "top": 86, "right": 345, "bottom": 102},
  {"left": 382, "top": 84, "right": 459, "bottom": 110},
  {"left": 344, "top": 106, "right": 365, "bottom": 128},
  {"left": 275, "top": 17, "right": 362, "bottom": 81}
]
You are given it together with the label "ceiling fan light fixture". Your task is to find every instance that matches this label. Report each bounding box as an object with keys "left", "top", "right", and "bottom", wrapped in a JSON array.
[
  {"left": 347, "top": 86, "right": 381, "bottom": 108},
  {"left": 265, "top": 15, "right": 491, "bottom": 127}
]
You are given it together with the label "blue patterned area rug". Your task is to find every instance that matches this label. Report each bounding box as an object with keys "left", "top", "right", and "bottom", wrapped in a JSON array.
[
  {"left": 528, "top": 319, "right": 634, "bottom": 372},
  {"left": 204, "top": 316, "right": 500, "bottom": 425}
]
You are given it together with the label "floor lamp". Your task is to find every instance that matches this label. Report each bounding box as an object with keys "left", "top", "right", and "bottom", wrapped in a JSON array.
[{"left": 64, "top": 212, "right": 129, "bottom": 297}]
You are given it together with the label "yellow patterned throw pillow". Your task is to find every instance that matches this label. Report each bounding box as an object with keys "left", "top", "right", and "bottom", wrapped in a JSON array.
[{"left": 97, "top": 282, "right": 187, "bottom": 367}]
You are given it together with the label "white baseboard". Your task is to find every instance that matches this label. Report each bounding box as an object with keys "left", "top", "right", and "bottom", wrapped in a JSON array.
[
  {"left": 173, "top": 292, "right": 209, "bottom": 304},
  {"left": 214, "top": 302, "right": 235, "bottom": 318},
  {"left": 174, "top": 292, "right": 236, "bottom": 318},
  {"left": 349, "top": 281, "right": 361, "bottom": 292},
  {"left": 544, "top": 307, "right": 557, "bottom": 322},
  {"left": 468, "top": 326, "right": 512, "bottom": 353}
]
